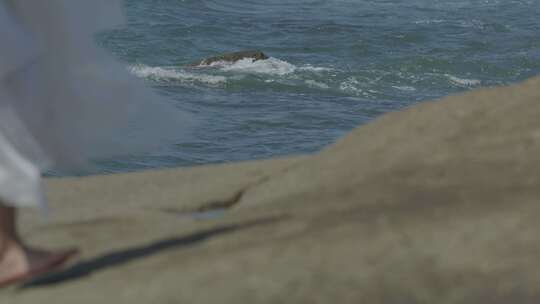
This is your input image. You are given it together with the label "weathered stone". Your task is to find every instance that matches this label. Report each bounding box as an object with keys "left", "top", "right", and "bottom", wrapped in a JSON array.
[{"left": 2, "top": 77, "right": 540, "bottom": 303}]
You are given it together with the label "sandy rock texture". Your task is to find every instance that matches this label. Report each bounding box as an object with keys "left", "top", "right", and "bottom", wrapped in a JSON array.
[{"left": 2, "top": 77, "right": 540, "bottom": 303}]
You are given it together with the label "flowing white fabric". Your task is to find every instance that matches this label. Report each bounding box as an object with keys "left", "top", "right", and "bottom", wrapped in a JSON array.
[{"left": 0, "top": 0, "right": 192, "bottom": 208}]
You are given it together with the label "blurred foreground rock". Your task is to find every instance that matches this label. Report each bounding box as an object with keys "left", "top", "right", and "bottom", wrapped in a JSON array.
[{"left": 2, "top": 77, "right": 540, "bottom": 303}]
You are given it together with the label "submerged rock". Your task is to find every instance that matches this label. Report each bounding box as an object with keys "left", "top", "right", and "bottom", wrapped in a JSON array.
[{"left": 188, "top": 50, "right": 269, "bottom": 67}]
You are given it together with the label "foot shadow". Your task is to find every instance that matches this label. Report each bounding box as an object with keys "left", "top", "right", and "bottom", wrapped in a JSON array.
[{"left": 20, "top": 216, "right": 284, "bottom": 289}]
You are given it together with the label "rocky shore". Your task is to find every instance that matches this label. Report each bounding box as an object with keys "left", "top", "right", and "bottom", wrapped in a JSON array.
[{"left": 2, "top": 77, "right": 540, "bottom": 303}]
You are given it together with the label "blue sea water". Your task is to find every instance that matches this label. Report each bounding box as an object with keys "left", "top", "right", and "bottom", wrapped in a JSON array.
[{"left": 92, "top": 0, "right": 540, "bottom": 174}]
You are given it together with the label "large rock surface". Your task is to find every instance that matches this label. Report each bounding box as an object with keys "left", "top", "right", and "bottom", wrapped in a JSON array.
[{"left": 2, "top": 77, "right": 540, "bottom": 303}]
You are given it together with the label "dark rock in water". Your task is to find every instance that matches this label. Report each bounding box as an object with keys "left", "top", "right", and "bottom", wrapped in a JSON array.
[{"left": 188, "top": 50, "right": 269, "bottom": 67}]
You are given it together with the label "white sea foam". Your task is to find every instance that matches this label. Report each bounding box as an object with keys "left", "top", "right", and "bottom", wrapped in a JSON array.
[
  {"left": 203, "top": 57, "right": 333, "bottom": 76},
  {"left": 129, "top": 65, "right": 227, "bottom": 85},
  {"left": 392, "top": 85, "right": 416, "bottom": 91},
  {"left": 446, "top": 75, "right": 481, "bottom": 87},
  {"left": 305, "top": 80, "right": 330, "bottom": 89},
  {"left": 219, "top": 57, "right": 297, "bottom": 76},
  {"left": 298, "top": 65, "right": 334, "bottom": 73},
  {"left": 129, "top": 65, "right": 179, "bottom": 80},
  {"left": 130, "top": 59, "right": 335, "bottom": 88},
  {"left": 414, "top": 19, "right": 446, "bottom": 25},
  {"left": 339, "top": 77, "right": 364, "bottom": 95}
]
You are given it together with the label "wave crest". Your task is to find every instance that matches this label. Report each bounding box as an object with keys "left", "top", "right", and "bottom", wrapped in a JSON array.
[{"left": 129, "top": 65, "right": 227, "bottom": 85}]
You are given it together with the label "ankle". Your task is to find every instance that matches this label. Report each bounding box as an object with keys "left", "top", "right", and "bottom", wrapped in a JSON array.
[
  {"left": 0, "top": 236, "right": 20, "bottom": 262},
  {"left": 0, "top": 204, "right": 20, "bottom": 259},
  {"left": 0, "top": 205, "right": 17, "bottom": 237}
]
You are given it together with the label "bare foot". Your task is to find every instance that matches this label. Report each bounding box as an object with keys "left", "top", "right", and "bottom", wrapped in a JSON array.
[{"left": 0, "top": 240, "right": 77, "bottom": 287}]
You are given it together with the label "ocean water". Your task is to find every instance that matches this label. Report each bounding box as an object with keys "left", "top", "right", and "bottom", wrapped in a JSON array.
[{"left": 91, "top": 0, "right": 540, "bottom": 174}]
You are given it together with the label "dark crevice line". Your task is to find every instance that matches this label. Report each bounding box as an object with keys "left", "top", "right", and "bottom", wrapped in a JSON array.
[
  {"left": 19, "top": 216, "right": 286, "bottom": 289},
  {"left": 162, "top": 157, "right": 307, "bottom": 215}
]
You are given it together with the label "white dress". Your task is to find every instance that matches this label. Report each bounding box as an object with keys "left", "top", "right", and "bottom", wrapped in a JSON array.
[{"left": 0, "top": 0, "right": 192, "bottom": 208}]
